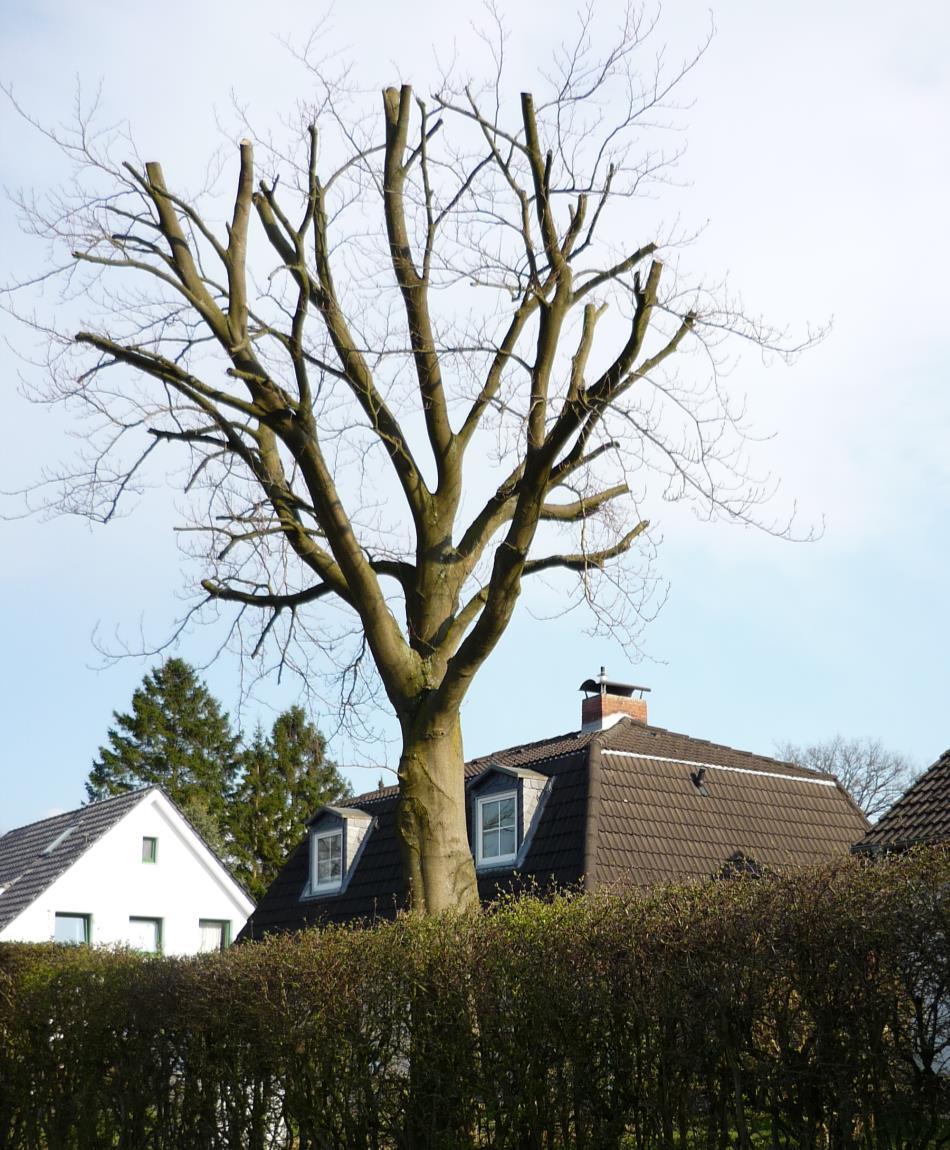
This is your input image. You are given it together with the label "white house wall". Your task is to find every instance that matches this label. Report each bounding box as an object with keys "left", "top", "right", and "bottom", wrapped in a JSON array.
[{"left": 0, "top": 792, "right": 254, "bottom": 955}]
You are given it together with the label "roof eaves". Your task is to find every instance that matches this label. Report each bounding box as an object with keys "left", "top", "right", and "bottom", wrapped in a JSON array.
[
  {"left": 146, "top": 788, "right": 254, "bottom": 904},
  {"left": 467, "top": 763, "right": 550, "bottom": 786}
]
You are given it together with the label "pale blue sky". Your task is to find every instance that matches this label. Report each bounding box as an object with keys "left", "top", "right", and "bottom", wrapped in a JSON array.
[{"left": 2, "top": 0, "right": 948, "bottom": 832}]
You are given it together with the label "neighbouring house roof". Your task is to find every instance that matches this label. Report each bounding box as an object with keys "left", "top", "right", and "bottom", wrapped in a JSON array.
[
  {"left": 241, "top": 717, "right": 868, "bottom": 937},
  {"left": 0, "top": 789, "right": 150, "bottom": 932},
  {"left": 856, "top": 749, "right": 950, "bottom": 852}
]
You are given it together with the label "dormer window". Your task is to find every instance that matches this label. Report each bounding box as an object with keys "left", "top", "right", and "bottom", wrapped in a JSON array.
[
  {"left": 311, "top": 828, "right": 344, "bottom": 892},
  {"left": 476, "top": 792, "right": 517, "bottom": 865},
  {"left": 469, "top": 766, "right": 551, "bottom": 871},
  {"left": 303, "top": 806, "right": 375, "bottom": 899}
]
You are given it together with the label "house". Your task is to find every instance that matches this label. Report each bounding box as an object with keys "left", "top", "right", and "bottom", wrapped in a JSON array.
[
  {"left": 0, "top": 787, "right": 254, "bottom": 954},
  {"left": 242, "top": 674, "right": 868, "bottom": 935},
  {"left": 855, "top": 748, "right": 950, "bottom": 854}
]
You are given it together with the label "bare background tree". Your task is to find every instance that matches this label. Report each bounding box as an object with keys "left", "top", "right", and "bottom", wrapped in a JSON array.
[
  {"left": 777, "top": 735, "right": 916, "bottom": 822},
  {"left": 3, "top": 9, "right": 815, "bottom": 912}
]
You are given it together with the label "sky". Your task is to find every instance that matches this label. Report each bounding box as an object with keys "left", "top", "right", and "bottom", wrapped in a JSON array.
[{"left": 1, "top": 0, "right": 948, "bottom": 833}]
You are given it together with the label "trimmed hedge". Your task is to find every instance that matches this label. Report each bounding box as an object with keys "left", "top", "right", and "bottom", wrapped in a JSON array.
[{"left": 1, "top": 851, "right": 949, "bottom": 1149}]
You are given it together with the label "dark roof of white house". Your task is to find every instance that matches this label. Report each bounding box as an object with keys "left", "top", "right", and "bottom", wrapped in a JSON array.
[{"left": 0, "top": 788, "right": 155, "bottom": 931}]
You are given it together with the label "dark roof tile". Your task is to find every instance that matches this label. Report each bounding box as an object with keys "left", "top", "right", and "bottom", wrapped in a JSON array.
[
  {"left": 0, "top": 790, "right": 154, "bottom": 931},
  {"left": 858, "top": 750, "right": 950, "bottom": 850}
]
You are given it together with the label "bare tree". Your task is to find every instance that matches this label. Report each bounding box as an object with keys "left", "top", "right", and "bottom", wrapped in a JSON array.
[
  {"left": 777, "top": 736, "right": 916, "bottom": 822},
  {"left": 4, "top": 10, "right": 815, "bottom": 913}
]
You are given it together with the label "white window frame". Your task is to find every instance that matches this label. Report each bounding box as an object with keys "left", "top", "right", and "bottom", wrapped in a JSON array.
[
  {"left": 310, "top": 827, "right": 344, "bottom": 892},
  {"left": 475, "top": 790, "right": 518, "bottom": 867}
]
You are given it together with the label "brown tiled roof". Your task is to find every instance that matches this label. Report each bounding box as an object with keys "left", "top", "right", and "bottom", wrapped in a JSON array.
[
  {"left": 590, "top": 748, "right": 868, "bottom": 887},
  {"left": 857, "top": 749, "right": 950, "bottom": 850},
  {"left": 241, "top": 717, "right": 868, "bottom": 937}
]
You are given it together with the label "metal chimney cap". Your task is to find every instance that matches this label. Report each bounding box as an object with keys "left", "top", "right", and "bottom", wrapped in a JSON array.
[{"left": 578, "top": 676, "right": 651, "bottom": 698}]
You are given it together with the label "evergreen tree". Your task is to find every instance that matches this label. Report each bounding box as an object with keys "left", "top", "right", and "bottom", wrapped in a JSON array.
[
  {"left": 227, "top": 706, "right": 351, "bottom": 900},
  {"left": 86, "top": 659, "right": 241, "bottom": 849}
]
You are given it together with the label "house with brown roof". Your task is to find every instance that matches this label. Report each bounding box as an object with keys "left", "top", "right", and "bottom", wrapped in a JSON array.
[
  {"left": 241, "top": 674, "right": 868, "bottom": 936},
  {"left": 855, "top": 748, "right": 950, "bottom": 854}
]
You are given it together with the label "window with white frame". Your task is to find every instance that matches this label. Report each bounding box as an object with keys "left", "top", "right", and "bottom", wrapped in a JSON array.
[
  {"left": 476, "top": 791, "right": 518, "bottom": 865},
  {"left": 311, "top": 828, "right": 344, "bottom": 891}
]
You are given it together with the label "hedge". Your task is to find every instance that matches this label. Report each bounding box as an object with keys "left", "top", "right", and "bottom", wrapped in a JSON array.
[{"left": 1, "top": 850, "right": 949, "bottom": 1149}]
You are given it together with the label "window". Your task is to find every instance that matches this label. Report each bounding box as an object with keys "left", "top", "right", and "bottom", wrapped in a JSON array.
[
  {"left": 311, "top": 828, "right": 344, "bottom": 891},
  {"left": 128, "top": 916, "right": 163, "bottom": 954},
  {"left": 54, "top": 913, "right": 90, "bottom": 945},
  {"left": 141, "top": 836, "right": 158, "bottom": 863},
  {"left": 198, "top": 919, "right": 231, "bottom": 952},
  {"left": 43, "top": 826, "right": 76, "bottom": 855},
  {"left": 476, "top": 792, "right": 518, "bottom": 865},
  {"left": 303, "top": 809, "right": 374, "bottom": 900}
]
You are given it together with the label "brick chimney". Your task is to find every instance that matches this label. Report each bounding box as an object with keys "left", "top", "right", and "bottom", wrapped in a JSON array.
[{"left": 579, "top": 668, "right": 650, "bottom": 730}]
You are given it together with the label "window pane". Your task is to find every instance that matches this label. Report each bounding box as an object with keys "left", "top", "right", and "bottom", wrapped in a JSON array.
[
  {"left": 315, "top": 831, "right": 343, "bottom": 886},
  {"left": 482, "top": 801, "right": 501, "bottom": 832},
  {"left": 54, "top": 914, "right": 88, "bottom": 944},
  {"left": 498, "top": 796, "right": 516, "bottom": 829},
  {"left": 141, "top": 837, "right": 157, "bottom": 863},
  {"left": 198, "top": 920, "right": 228, "bottom": 952},
  {"left": 499, "top": 826, "right": 517, "bottom": 857},
  {"left": 128, "top": 917, "right": 161, "bottom": 953}
]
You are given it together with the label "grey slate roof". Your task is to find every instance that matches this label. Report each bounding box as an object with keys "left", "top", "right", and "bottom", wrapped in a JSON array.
[
  {"left": 856, "top": 749, "right": 950, "bottom": 851},
  {"left": 0, "top": 789, "right": 153, "bottom": 931},
  {"left": 241, "top": 718, "right": 868, "bottom": 938}
]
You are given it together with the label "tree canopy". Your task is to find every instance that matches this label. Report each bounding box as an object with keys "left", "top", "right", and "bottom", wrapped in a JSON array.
[
  {"left": 87, "top": 659, "right": 241, "bottom": 850},
  {"left": 10, "top": 11, "right": 811, "bottom": 912}
]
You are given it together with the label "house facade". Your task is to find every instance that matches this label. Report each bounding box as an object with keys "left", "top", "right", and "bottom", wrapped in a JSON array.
[
  {"left": 242, "top": 676, "right": 869, "bottom": 936},
  {"left": 0, "top": 787, "right": 254, "bottom": 954}
]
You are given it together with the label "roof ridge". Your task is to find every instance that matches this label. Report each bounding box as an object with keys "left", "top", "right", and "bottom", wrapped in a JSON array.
[
  {"left": 599, "top": 717, "right": 810, "bottom": 772},
  {"left": 351, "top": 728, "right": 594, "bottom": 805},
  {"left": 0, "top": 784, "right": 157, "bottom": 840},
  {"left": 467, "top": 725, "right": 590, "bottom": 763}
]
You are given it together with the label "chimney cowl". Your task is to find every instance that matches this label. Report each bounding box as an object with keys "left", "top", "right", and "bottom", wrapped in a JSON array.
[{"left": 579, "top": 669, "right": 650, "bottom": 730}]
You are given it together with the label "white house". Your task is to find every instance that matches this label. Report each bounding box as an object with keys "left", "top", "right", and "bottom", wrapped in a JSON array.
[{"left": 0, "top": 787, "right": 254, "bottom": 955}]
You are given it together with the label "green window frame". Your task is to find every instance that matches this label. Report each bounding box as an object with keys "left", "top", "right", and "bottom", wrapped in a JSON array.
[
  {"left": 53, "top": 912, "right": 90, "bottom": 945},
  {"left": 128, "top": 916, "right": 163, "bottom": 954},
  {"left": 141, "top": 836, "right": 158, "bottom": 863},
  {"left": 198, "top": 919, "right": 232, "bottom": 952}
]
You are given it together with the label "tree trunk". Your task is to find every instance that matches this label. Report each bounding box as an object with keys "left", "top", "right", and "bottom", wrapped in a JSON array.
[{"left": 396, "top": 707, "right": 479, "bottom": 915}]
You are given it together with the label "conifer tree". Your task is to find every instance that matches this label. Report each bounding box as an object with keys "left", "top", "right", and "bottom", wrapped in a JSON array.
[
  {"left": 226, "top": 706, "right": 351, "bottom": 900},
  {"left": 86, "top": 659, "right": 241, "bottom": 849}
]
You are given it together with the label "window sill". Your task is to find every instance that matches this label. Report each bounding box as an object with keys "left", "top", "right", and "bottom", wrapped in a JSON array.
[
  {"left": 300, "top": 882, "right": 343, "bottom": 900},
  {"left": 475, "top": 855, "right": 518, "bottom": 871}
]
